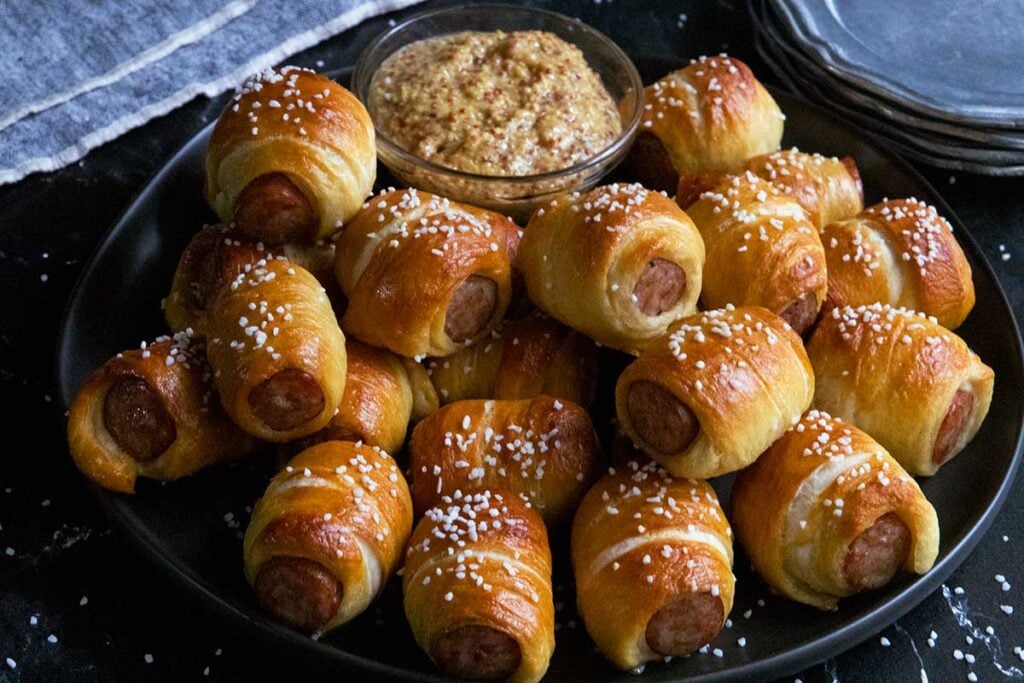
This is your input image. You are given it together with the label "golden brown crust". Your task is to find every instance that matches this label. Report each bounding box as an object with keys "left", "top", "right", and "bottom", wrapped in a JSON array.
[
  {"left": 821, "top": 199, "right": 975, "bottom": 329},
  {"left": 615, "top": 306, "right": 814, "bottom": 478},
  {"left": 686, "top": 173, "right": 827, "bottom": 334},
  {"left": 205, "top": 67, "right": 375, "bottom": 243},
  {"left": 626, "top": 55, "right": 784, "bottom": 192},
  {"left": 426, "top": 313, "right": 599, "bottom": 408},
  {"left": 66, "top": 333, "right": 254, "bottom": 493},
  {"left": 243, "top": 441, "right": 413, "bottom": 634},
  {"left": 335, "top": 189, "right": 520, "bottom": 358},
  {"left": 165, "top": 225, "right": 340, "bottom": 335},
  {"left": 206, "top": 258, "right": 347, "bottom": 442},
  {"left": 164, "top": 225, "right": 267, "bottom": 335},
  {"left": 731, "top": 410, "right": 940, "bottom": 610},
  {"left": 518, "top": 183, "right": 705, "bottom": 354},
  {"left": 571, "top": 461, "right": 734, "bottom": 670},
  {"left": 403, "top": 489, "right": 554, "bottom": 683},
  {"left": 409, "top": 396, "right": 600, "bottom": 527},
  {"left": 279, "top": 340, "right": 415, "bottom": 459},
  {"left": 807, "top": 304, "right": 993, "bottom": 476},
  {"left": 677, "top": 149, "right": 864, "bottom": 229}
]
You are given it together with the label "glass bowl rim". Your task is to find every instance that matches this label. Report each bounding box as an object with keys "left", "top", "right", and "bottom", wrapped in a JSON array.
[{"left": 351, "top": 2, "right": 645, "bottom": 186}]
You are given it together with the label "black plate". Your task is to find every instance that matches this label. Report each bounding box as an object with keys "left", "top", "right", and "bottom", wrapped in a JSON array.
[{"left": 56, "top": 58, "right": 1024, "bottom": 682}]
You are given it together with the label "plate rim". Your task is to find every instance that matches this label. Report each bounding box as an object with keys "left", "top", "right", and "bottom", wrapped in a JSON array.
[
  {"left": 768, "top": 0, "right": 1024, "bottom": 129},
  {"left": 55, "top": 63, "right": 1024, "bottom": 682}
]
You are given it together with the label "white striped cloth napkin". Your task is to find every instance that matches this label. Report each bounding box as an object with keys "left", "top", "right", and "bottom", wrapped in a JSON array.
[{"left": 0, "top": 0, "right": 423, "bottom": 185}]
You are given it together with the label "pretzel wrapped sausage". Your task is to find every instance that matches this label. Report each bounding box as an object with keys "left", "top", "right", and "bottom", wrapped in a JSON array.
[
  {"left": 280, "top": 340, "right": 436, "bottom": 460},
  {"left": 616, "top": 305, "right": 814, "bottom": 478},
  {"left": 335, "top": 188, "right": 520, "bottom": 359},
  {"left": 206, "top": 257, "right": 346, "bottom": 442},
  {"left": 165, "top": 225, "right": 339, "bottom": 335},
  {"left": 572, "top": 461, "right": 734, "bottom": 669},
  {"left": 67, "top": 331, "right": 254, "bottom": 493},
  {"left": 426, "top": 314, "right": 599, "bottom": 408},
  {"left": 205, "top": 67, "right": 375, "bottom": 244},
  {"left": 627, "top": 55, "right": 784, "bottom": 192},
  {"left": 403, "top": 489, "right": 554, "bottom": 683},
  {"left": 686, "top": 172, "right": 828, "bottom": 335},
  {"left": 821, "top": 198, "right": 975, "bottom": 329},
  {"left": 676, "top": 148, "right": 863, "bottom": 229},
  {"left": 808, "top": 304, "right": 993, "bottom": 476},
  {"left": 732, "top": 410, "right": 940, "bottom": 609},
  {"left": 517, "top": 183, "right": 704, "bottom": 354},
  {"left": 243, "top": 440, "right": 412, "bottom": 633},
  {"left": 409, "top": 396, "right": 600, "bottom": 527}
]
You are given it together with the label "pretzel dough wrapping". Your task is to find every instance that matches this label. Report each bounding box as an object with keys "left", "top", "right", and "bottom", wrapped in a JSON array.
[
  {"left": 517, "top": 183, "right": 704, "bottom": 354},
  {"left": 403, "top": 489, "right": 554, "bottom": 683},
  {"left": 206, "top": 257, "right": 346, "bottom": 442},
  {"left": 572, "top": 461, "right": 734, "bottom": 669},
  {"left": 243, "top": 441, "right": 412, "bottom": 633},
  {"left": 615, "top": 306, "right": 813, "bottom": 478},
  {"left": 807, "top": 304, "right": 993, "bottom": 476},
  {"left": 732, "top": 410, "right": 939, "bottom": 610},
  {"left": 165, "top": 225, "right": 338, "bottom": 335},
  {"left": 67, "top": 332, "right": 254, "bottom": 493},
  {"left": 409, "top": 396, "right": 600, "bottom": 526},
  {"left": 627, "top": 55, "right": 784, "bottom": 192},
  {"left": 426, "top": 314, "right": 599, "bottom": 408},
  {"left": 686, "top": 172, "right": 828, "bottom": 335},
  {"left": 205, "top": 67, "right": 375, "bottom": 244},
  {"left": 335, "top": 188, "right": 520, "bottom": 358},
  {"left": 676, "top": 148, "right": 863, "bottom": 229},
  {"left": 821, "top": 198, "right": 975, "bottom": 329}
]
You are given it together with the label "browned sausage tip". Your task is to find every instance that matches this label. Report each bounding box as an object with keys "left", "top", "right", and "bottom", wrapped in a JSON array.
[
  {"left": 633, "top": 258, "right": 686, "bottom": 317},
  {"left": 626, "top": 381, "right": 699, "bottom": 456},
  {"left": 234, "top": 173, "right": 317, "bottom": 245},
  {"left": 254, "top": 556, "right": 343, "bottom": 632},
  {"left": 445, "top": 275, "right": 498, "bottom": 343},
  {"left": 645, "top": 592, "right": 724, "bottom": 656},
  {"left": 843, "top": 512, "right": 911, "bottom": 591},
  {"left": 933, "top": 389, "right": 974, "bottom": 465},
  {"left": 248, "top": 368, "right": 325, "bottom": 432},
  {"left": 432, "top": 624, "right": 522, "bottom": 680},
  {"left": 103, "top": 376, "right": 176, "bottom": 461},
  {"left": 778, "top": 291, "right": 820, "bottom": 336}
]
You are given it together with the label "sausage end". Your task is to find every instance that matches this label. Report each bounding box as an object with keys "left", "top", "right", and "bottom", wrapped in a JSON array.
[
  {"left": 843, "top": 512, "right": 911, "bottom": 592},
  {"left": 248, "top": 368, "right": 326, "bottom": 432},
  {"left": 103, "top": 377, "right": 176, "bottom": 462},
  {"left": 234, "top": 173, "right": 317, "bottom": 245},
  {"left": 254, "top": 556, "right": 343, "bottom": 633},
  {"left": 626, "top": 380, "right": 699, "bottom": 456},
  {"left": 645, "top": 592, "right": 724, "bottom": 657},
  {"left": 633, "top": 258, "right": 687, "bottom": 317},
  {"left": 933, "top": 389, "right": 974, "bottom": 465},
  {"left": 445, "top": 275, "right": 498, "bottom": 343},
  {"left": 778, "top": 291, "right": 820, "bottom": 336},
  {"left": 432, "top": 624, "right": 522, "bottom": 680}
]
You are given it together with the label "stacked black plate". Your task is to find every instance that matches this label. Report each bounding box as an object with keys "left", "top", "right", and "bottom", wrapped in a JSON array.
[{"left": 752, "top": 0, "right": 1024, "bottom": 175}]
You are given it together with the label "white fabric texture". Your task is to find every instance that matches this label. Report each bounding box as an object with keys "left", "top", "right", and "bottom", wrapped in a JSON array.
[{"left": 0, "top": 0, "right": 423, "bottom": 185}]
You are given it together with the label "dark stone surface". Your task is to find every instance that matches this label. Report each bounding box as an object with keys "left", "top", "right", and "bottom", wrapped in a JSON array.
[{"left": 0, "top": 1, "right": 1021, "bottom": 681}]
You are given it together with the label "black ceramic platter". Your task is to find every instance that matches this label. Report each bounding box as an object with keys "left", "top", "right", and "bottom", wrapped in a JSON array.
[{"left": 56, "top": 58, "right": 1024, "bottom": 682}]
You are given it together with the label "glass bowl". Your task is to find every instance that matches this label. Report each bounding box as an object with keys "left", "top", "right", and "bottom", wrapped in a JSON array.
[{"left": 352, "top": 3, "right": 644, "bottom": 222}]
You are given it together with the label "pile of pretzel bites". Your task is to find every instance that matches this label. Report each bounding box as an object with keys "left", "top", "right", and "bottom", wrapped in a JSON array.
[{"left": 67, "top": 57, "right": 992, "bottom": 681}]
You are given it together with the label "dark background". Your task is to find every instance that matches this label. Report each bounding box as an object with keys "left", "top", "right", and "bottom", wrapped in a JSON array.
[{"left": 1, "top": 1, "right": 1022, "bottom": 681}]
